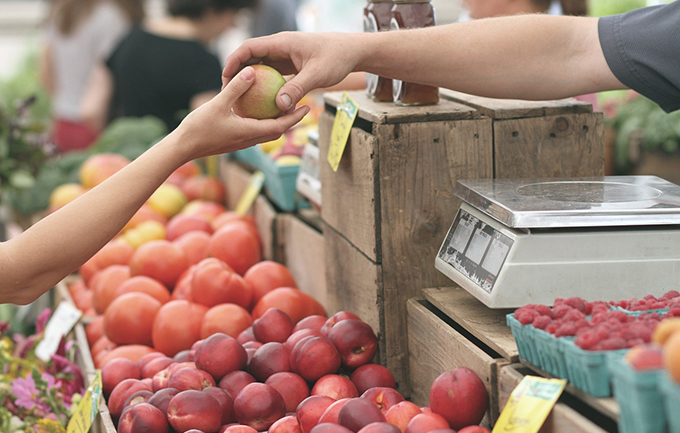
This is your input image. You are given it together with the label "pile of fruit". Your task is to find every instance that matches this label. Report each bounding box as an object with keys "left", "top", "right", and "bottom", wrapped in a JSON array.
[
  {"left": 622, "top": 317, "right": 680, "bottom": 379},
  {"left": 58, "top": 154, "right": 491, "bottom": 433}
]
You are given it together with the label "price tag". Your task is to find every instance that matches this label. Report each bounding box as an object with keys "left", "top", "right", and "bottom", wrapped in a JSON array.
[
  {"left": 35, "top": 301, "right": 82, "bottom": 362},
  {"left": 296, "top": 144, "right": 322, "bottom": 207},
  {"left": 327, "top": 92, "right": 359, "bottom": 172},
  {"left": 235, "top": 170, "right": 265, "bottom": 216},
  {"left": 492, "top": 376, "right": 566, "bottom": 433},
  {"left": 67, "top": 370, "right": 102, "bottom": 433}
]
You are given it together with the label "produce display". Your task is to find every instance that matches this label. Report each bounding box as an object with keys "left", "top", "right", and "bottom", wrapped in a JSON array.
[{"left": 53, "top": 154, "right": 491, "bottom": 433}]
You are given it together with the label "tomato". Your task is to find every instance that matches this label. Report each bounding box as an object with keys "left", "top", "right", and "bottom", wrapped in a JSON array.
[
  {"left": 252, "top": 287, "right": 326, "bottom": 323},
  {"left": 200, "top": 303, "right": 253, "bottom": 339},
  {"left": 129, "top": 240, "right": 189, "bottom": 288},
  {"left": 207, "top": 224, "right": 261, "bottom": 275},
  {"left": 91, "top": 265, "right": 131, "bottom": 314},
  {"left": 173, "top": 230, "right": 211, "bottom": 265},
  {"left": 244, "top": 261, "right": 298, "bottom": 307},
  {"left": 85, "top": 315, "right": 105, "bottom": 347},
  {"left": 152, "top": 300, "right": 208, "bottom": 357},
  {"left": 190, "top": 258, "right": 253, "bottom": 309},
  {"left": 115, "top": 275, "right": 171, "bottom": 304},
  {"left": 104, "top": 292, "right": 162, "bottom": 346},
  {"left": 97, "top": 345, "right": 157, "bottom": 369}
]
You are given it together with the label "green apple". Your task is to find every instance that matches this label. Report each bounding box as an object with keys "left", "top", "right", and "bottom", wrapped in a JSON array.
[{"left": 233, "top": 65, "right": 287, "bottom": 119}]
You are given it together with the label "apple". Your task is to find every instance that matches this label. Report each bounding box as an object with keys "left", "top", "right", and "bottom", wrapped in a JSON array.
[
  {"left": 351, "top": 364, "right": 396, "bottom": 395},
  {"left": 147, "top": 387, "right": 179, "bottom": 415},
  {"left": 404, "top": 413, "right": 449, "bottom": 433},
  {"left": 338, "top": 398, "right": 386, "bottom": 432},
  {"left": 233, "top": 383, "right": 287, "bottom": 431},
  {"left": 167, "top": 367, "right": 216, "bottom": 391},
  {"left": 118, "top": 402, "right": 169, "bottom": 433},
  {"left": 360, "top": 388, "right": 404, "bottom": 414},
  {"left": 253, "top": 308, "right": 295, "bottom": 343},
  {"left": 219, "top": 370, "right": 257, "bottom": 399},
  {"left": 293, "top": 316, "right": 328, "bottom": 333},
  {"left": 321, "top": 312, "right": 361, "bottom": 337},
  {"left": 327, "top": 320, "right": 378, "bottom": 369},
  {"left": 194, "top": 333, "right": 248, "bottom": 381},
  {"left": 265, "top": 372, "right": 310, "bottom": 413},
  {"left": 269, "top": 415, "right": 303, "bottom": 433},
  {"left": 296, "top": 395, "right": 336, "bottom": 433},
  {"left": 250, "top": 342, "right": 293, "bottom": 381},
  {"left": 167, "top": 390, "right": 223, "bottom": 433},
  {"left": 385, "top": 401, "right": 422, "bottom": 433},
  {"left": 357, "top": 423, "right": 401, "bottom": 433},
  {"left": 102, "top": 358, "right": 141, "bottom": 397},
  {"left": 233, "top": 65, "right": 287, "bottom": 119},
  {"left": 204, "top": 386, "right": 236, "bottom": 425},
  {"left": 311, "top": 374, "right": 358, "bottom": 400},
  {"left": 429, "top": 368, "right": 488, "bottom": 430},
  {"left": 318, "top": 398, "right": 352, "bottom": 425},
  {"left": 290, "top": 336, "right": 342, "bottom": 382}
]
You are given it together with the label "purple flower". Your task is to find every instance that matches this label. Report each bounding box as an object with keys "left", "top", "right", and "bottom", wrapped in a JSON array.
[
  {"left": 0, "top": 320, "right": 9, "bottom": 335},
  {"left": 35, "top": 308, "right": 51, "bottom": 334},
  {"left": 12, "top": 375, "right": 48, "bottom": 412}
]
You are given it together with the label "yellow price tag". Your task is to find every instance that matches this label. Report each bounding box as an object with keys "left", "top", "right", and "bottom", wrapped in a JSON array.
[
  {"left": 235, "top": 170, "right": 265, "bottom": 216},
  {"left": 327, "top": 92, "right": 359, "bottom": 172},
  {"left": 493, "top": 376, "right": 566, "bottom": 433},
  {"left": 67, "top": 370, "right": 102, "bottom": 433}
]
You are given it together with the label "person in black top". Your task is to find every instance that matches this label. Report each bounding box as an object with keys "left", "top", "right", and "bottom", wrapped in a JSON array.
[
  {"left": 221, "top": 2, "right": 680, "bottom": 115},
  {"left": 82, "top": 0, "right": 258, "bottom": 132}
]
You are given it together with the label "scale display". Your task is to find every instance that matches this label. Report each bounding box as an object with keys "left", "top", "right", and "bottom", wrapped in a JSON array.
[{"left": 438, "top": 208, "right": 514, "bottom": 293}]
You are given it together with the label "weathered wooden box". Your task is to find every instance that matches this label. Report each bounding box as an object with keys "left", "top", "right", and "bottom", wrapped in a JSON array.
[{"left": 318, "top": 90, "right": 603, "bottom": 395}]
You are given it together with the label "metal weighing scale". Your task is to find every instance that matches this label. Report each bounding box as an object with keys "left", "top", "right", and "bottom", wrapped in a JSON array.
[{"left": 435, "top": 176, "right": 680, "bottom": 308}]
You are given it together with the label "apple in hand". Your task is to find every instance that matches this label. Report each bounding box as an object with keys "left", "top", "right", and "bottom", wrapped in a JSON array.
[{"left": 233, "top": 65, "right": 287, "bottom": 119}]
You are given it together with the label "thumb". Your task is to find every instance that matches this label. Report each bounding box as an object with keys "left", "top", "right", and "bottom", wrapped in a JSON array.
[
  {"left": 276, "top": 69, "right": 320, "bottom": 112},
  {"left": 218, "top": 66, "right": 256, "bottom": 107}
]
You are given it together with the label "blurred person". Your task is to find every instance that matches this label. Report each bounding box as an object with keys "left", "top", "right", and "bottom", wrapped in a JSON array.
[
  {"left": 0, "top": 66, "right": 310, "bottom": 306},
  {"left": 39, "top": 0, "right": 144, "bottom": 153},
  {"left": 81, "top": 0, "right": 258, "bottom": 133},
  {"left": 250, "top": 0, "right": 298, "bottom": 38}
]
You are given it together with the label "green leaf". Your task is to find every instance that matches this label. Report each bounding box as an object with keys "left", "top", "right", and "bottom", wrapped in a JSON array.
[{"left": 9, "top": 170, "right": 35, "bottom": 189}]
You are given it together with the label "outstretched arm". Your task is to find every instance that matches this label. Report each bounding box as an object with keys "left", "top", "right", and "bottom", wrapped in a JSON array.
[
  {"left": 0, "top": 67, "right": 310, "bottom": 305},
  {"left": 222, "top": 15, "right": 625, "bottom": 112}
]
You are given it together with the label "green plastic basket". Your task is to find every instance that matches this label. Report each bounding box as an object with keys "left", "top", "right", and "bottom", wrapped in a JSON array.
[{"left": 661, "top": 373, "right": 680, "bottom": 433}]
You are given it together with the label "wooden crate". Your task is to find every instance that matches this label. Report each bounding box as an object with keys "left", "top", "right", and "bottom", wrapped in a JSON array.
[
  {"left": 279, "top": 210, "right": 327, "bottom": 307},
  {"left": 498, "top": 365, "right": 615, "bottom": 433},
  {"left": 407, "top": 298, "right": 511, "bottom": 426},
  {"left": 318, "top": 90, "right": 604, "bottom": 395}
]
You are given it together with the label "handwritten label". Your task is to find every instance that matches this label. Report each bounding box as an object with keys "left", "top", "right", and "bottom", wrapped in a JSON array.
[
  {"left": 296, "top": 144, "right": 322, "bottom": 207},
  {"left": 235, "top": 170, "right": 265, "bottom": 216},
  {"left": 67, "top": 371, "right": 102, "bottom": 433},
  {"left": 327, "top": 92, "right": 359, "bottom": 172},
  {"left": 35, "top": 302, "right": 82, "bottom": 362},
  {"left": 492, "top": 376, "right": 566, "bottom": 433}
]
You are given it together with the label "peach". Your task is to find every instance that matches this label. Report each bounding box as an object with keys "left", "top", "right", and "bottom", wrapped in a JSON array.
[
  {"left": 321, "top": 312, "right": 361, "bottom": 337},
  {"left": 122, "top": 389, "right": 153, "bottom": 411},
  {"left": 312, "top": 375, "right": 358, "bottom": 400},
  {"left": 351, "top": 364, "right": 396, "bottom": 395},
  {"left": 290, "top": 336, "right": 341, "bottom": 382},
  {"left": 118, "top": 402, "right": 169, "bottom": 433},
  {"left": 233, "top": 383, "right": 287, "bottom": 431},
  {"left": 147, "top": 387, "right": 180, "bottom": 414},
  {"left": 219, "top": 370, "right": 257, "bottom": 399},
  {"left": 253, "top": 308, "right": 295, "bottom": 343},
  {"left": 328, "top": 320, "right": 378, "bottom": 369},
  {"left": 167, "top": 390, "right": 223, "bottom": 433},
  {"left": 358, "top": 423, "right": 401, "bottom": 433},
  {"left": 194, "top": 333, "right": 248, "bottom": 381},
  {"left": 250, "top": 342, "right": 292, "bottom": 381},
  {"left": 429, "top": 368, "right": 487, "bottom": 430},
  {"left": 404, "top": 413, "right": 449, "bottom": 433},
  {"left": 293, "top": 315, "right": 328, "bottom": 333},
  {"left": 318, "top": 398, "right": 352, "bottom": 425},
  {"left": 385, "top": 402, "right": 422, "bottom": 433},
  {"left": 457, "top": 427, "right": 491, "bottom": 433},
  {"left": 224, "top": 425, "right": 259, "bottom": 433},
  {"left": 285, "top": 329, "right": 324, "bottom": 352},
  {"left": 168, "top": 367, "right": 216, "bottom": 391},
  {"left": 233, "top": 65, "right": 287, "bottom": 119},
  {"left": 625, "top": 344, "right": 665, "bottom": 370},
  {"left": 204, "top": 386, "right": 236, "bottom": 425},
  {"left": 361, "top": 388, "right": 404, "bottom": 415},
  {"left": 79, "top": 153, "right": 129, "bottom": 189},
  {"left": 108, "top": 378, "right": 152, "bottom": 421},
  {"left": 269, "top": 415, "right": 302, "bottom": 433},
  {"left": 238, "top": 327, "right": 257, "bottom": 344},
  {"left": 101, "top": 358, "right": 140, "bottom": 397},
  {"left": 338, "top": 398, "right": 386, "bottom": 432},
  {"left": 296, "top": 395, "right": 336, "bottom": 433},
  {"left": 310, "top": 425, "right": 355, "bottom": 433},
  {"left": 265, "top": 372, "right": 310, "bottom": 413}
]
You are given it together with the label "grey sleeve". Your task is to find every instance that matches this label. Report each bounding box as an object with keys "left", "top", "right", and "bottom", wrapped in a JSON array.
[
  {"left": 598, "top": 2, "right": 680, "bottom": 113},
  {"left": 251, "top": 0, "right": 298, "bottom": 38}
]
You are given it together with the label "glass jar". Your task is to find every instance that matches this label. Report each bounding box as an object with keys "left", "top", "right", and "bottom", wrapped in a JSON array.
[
  {"left": 364, "top": 0, "right": 394, "bottom": 102},
  {"left": 390, "top": 0, "right": 439, "bottom": 106}
]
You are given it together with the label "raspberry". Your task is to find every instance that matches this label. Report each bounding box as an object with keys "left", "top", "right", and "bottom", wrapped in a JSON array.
[
  {"left": 555, "top": 322, "right": 578, "bottom": 337},
  {"left": 545, "top": 323, "right": 559, "bottom": 335},
  {"left": 552, "top": 304, "right": 572, "bottom": 319},
  {"left": 575, "top": 330, "right": 600, "bottom": 350},
  {"left": 667, "top": 308, "right": 680, "bottom": 317},
  {"left": 563, "top": 297, "right": 588, "bottom": 314},
  {"left": 662, "top": 290, "right": 680, "bottom": 300},
  {"left": 532, "top": 315, "right": 552, "bottom": 330},
  {"left": 515, "top": 309, "right": 538, "bottom": 325},
  {"left": 623, "top": 322, "right": 652, "bottom": 342},
  {"left": 562, "top": 309, "right": 586, "bottom": 323},
  {"left": 598, "top": 337, "right": 627, "bottom": 351}
]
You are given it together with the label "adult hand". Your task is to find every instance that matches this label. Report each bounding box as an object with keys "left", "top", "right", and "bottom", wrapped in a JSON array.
[
  {"left": 178, "top": 66, "right": 310, "bottom": 162},
  {"left": 222, "top": 32, "right": 362, "bottom": 113}
]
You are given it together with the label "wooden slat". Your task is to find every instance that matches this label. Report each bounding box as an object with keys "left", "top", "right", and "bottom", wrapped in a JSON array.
[
  {"left": 323, "top": 225, "right": 383, "bottom": 366},
  {"left": 220, "top": 158, "right": 253, "bottom": 211},
  {"left": 493, "top": 113, "right": 605, "bottom": 179},
  {"left": 440, "top": 89, "right": 593, "bottom": 119},
  {"left": 253, "top": 195, "right": 279, "bottom": 261},
  {"left": 407, "top": 299, "right": 509, "bottom": 425},
  {"left": 281, "top": 214, "right": 327, "bottom": 308},
  {"left": 498, "top": 365, "right": 612, "bottom": 433},
  {"left": 319, "top": 111, "right": 381, "bottom": 262},
  {"left": 324, "top": 91, "right": 479, "bottom": 124},
  {"left": 376, "top": 117, "right": 494, "bottom": 398},
  {"left": 423, "top": 286, "right": 518, "bottom": 362}
]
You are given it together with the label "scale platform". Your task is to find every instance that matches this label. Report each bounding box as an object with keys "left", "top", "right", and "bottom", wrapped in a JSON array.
[{"left": 435, "top": 176, "right": 680, "bottom": 308}]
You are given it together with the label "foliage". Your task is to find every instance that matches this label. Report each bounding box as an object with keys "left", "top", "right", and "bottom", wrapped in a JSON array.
[
  {"left": 587, "top": 0, "right": 646, "bottom": 17},
  {"left": 0, "top": 309, "right": 85, "bottom": 433},
  {"left": 607, "top": 94, "right": 680, "bottom": 172},
  {"left": 8, "top": 116, "right": 167, "bottom": 217}
]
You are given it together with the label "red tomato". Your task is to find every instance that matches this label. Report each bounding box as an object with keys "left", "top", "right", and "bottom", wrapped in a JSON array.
[
  {"left": 104, "top": 292, "right": 162, "bottom": 346},
  {"left": 207, "top": 224, "right": 261, "bottom": 275},
  {"left": 152, "top": 300, "right": 208, "bottom": 357},
  {"left": 244, "top": 261, "right": 298, "bottom": 307}
]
